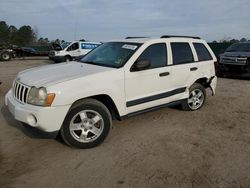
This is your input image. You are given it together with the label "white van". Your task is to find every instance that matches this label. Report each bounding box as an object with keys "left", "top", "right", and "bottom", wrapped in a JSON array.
[{"left": 49, "top": 41, "right": 101, "bottom": 62}]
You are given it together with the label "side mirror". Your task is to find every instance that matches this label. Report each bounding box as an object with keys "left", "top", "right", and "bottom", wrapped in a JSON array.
[{"left": 132, "top": 59, "right": 151, "bottom": 71}]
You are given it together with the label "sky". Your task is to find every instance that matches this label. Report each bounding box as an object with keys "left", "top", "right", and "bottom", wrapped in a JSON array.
[{"left": 1, "top": 0, "right": 250, "bottom": 42}]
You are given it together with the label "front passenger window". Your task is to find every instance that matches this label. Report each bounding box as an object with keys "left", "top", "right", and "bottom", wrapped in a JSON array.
[
  {"left": 67, "top": 43, "right": 79, "bottom": 51},
  {"left": 136, "top": 43, "right": 167, "bottom": 69}
]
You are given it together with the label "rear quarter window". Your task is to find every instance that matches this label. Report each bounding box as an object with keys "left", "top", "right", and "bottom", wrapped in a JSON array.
[
  {"left": 171, "top": 43, "right": 194, "bottom": 65},
  {"left": 193, "top": 43, "right": 212, "bottom": 61}
]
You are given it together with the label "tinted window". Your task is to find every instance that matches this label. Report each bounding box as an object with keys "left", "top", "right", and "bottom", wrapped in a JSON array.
[
  {"left": 137, "top": 43, "right": 167, "bottom": 69},
  {"left": 225, "top": 43, "right": 250, "bottom": 52},
  {"left": 193, "top": 43, "right": 212, "bottom": 61},
  {"left": 81, "top": 42, "right": 141, "bottom": 68},
  {"left": 67, "top": 42, "right": 79, "bottom": 51},
  {"left": 171, "top": 43, "right": 194, "bottom": 65}
]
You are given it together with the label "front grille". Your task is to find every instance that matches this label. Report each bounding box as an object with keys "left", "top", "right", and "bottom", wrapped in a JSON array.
[
  {"left": 222, "top": 56, "right": 247, "bottom": 65},
  {"left": 13, "top": 81, "right": 30, "bottom": 104}
]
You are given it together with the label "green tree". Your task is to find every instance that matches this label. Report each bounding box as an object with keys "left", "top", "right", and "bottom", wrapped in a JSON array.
[
  {"left": 240, "top": 38, "right": 247, "bottom": 42},
  {"left": 229, "top": 39, "right": 239, "bottom": 43},
  {"left": 15, "top": 25, "right": 35, "bottom": 46},
  {"left": 8, "top": 25, "right": 18, "bottom": 43},
  {"left": 0, "top": 21, "right": 9, "bottom": 45}
]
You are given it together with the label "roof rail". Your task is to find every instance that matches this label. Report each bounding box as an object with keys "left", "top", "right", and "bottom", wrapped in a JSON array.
[
  {"left": 160, "top": 35, "right": 201, "bottom": 39},
  {"left": 125, "top": 37, "right": 148, "bottom": 39}
]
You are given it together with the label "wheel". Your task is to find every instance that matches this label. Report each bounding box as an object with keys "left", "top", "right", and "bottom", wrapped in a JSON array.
[
  {"left": 60, "top": 99, "right": 112, "bottom": 148},
  {"left": 181, "top": 83, "right": 206, "bottom": 111},
  {"left": 65, "top": 56, "right": 71, "bottom": 62},
  {"left": 1, "top": 51, "right": 11, "bottom": 61}
]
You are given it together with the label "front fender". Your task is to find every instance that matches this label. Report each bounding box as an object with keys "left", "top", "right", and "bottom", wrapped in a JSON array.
[{"left": 47, "top": 72, "right": 126, "bottom": 116}]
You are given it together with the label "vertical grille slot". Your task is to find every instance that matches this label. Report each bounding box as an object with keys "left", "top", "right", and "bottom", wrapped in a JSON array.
[
  {"left": 23, "top": 88, "right": 28, "bottom": 103},
  {"left": 17, "top": 84, "right": 21, "bottom": 100},
  {"left": 12, "top": 81, "right": 30, "bottom": 104}
]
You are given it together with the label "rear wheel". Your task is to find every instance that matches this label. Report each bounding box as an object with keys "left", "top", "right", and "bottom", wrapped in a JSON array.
[
  {"left": 60, "top": 99, "right": 112, "bottom": 148},
  {"left": 1, "top": 51, "right": 11, "bottom": 61},
  {"left": 181, "top": 83, "right": 206, "bottom": 111}
]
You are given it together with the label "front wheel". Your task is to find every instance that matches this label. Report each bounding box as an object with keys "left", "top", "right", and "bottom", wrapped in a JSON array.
[
  {"left": 60, "top": 99, "right": 112, "bottom": 148},
  {"left": 181, "top": 83, "right": 206, "bottom": 111}
]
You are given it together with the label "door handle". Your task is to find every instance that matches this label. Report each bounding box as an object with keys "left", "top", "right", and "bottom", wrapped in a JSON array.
[
  {"left": 159, "top": 72, "right": 170, "bottom": 77},
  {"left": 190, "top": 67, "right": 198, "bottom": 71}
]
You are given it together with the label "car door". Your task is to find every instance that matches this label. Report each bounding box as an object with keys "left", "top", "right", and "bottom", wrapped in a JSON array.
[
  {"left": 67, "top": 42, "right": 80, "bottom": 57},
  {"left": 125, "top": 42, "right": 173, "bottom": 114},
  {"left": 169, "top": 42, "right": 198, "bottom": 95}
]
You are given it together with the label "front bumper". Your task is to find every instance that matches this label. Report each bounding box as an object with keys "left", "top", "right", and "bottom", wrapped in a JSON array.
[
  {"left": 219, "top": 58, "right": 250, "bottom": 74},
  {"left": 5, "top": 90, "right": 70, "bottom": 133}
]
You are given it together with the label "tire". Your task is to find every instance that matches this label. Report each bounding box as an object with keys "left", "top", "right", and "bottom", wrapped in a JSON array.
[
  {"left": 1, "top": 51, "right": 11, "bottom": 61},
  {"left": 64, "top": 56, "right": 71, "bottom": 62},
  {"left": 181, "top": 83, "right": 206, "bottom": 111},
  {"left": 60, "top": 99, "right": 112, "bottom": 149}
]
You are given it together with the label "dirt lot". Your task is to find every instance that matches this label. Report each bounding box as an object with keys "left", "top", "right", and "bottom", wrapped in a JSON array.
[{"left": 0, "top": 58, "right": 250, "bottom": 188}]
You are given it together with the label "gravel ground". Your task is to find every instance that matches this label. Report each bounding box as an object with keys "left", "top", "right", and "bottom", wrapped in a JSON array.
[{"left": 0, "top": 58, "right": 250, "bottom": 188}]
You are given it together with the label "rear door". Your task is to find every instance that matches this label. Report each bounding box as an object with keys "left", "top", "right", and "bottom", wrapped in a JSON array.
[
  {"left": 192, "top": 42, "right": 215, "bottom": 77},
  {"left": 125, "top": 42, "right": 173, "bottom": 114},
  {"left": 170, "top": 42, "right": 198, "bottom": 92}
]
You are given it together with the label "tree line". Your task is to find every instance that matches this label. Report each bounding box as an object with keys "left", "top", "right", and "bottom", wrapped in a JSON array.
[
  {"left": 0, "top": 21, "right": 37, "bottom": 47},
  {"left": 0, "top": 20, "right": 249, "bottom": 48},
  {"left": 0, "top": 21, "right": 63, "bottom": 47},
  {"left": 212, "top": 37, "right": 249, "bottom": 43}
]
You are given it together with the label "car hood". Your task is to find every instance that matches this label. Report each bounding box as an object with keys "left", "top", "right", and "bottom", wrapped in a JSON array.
[
  {"left": 223, "top": 51, "right": 250, "bottom": 58},
  {"left": 17, "top": 61, "right": 114, "bottom": 87}
]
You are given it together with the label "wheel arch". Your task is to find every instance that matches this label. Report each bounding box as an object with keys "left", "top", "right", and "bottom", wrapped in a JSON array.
[
  {"left": 65, "top": 55, "right": 72, "bottom": 61},
  {"left": 69, "top": 94, "right": 121, "bottom": 120},
  {"left": 194, "top": 77, "right": 210, "bottom": 89}
]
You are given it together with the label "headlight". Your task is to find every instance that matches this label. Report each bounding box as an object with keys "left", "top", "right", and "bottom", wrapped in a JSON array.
[{"left": 27, "top": 87, "right": 55, "bottom": 106}]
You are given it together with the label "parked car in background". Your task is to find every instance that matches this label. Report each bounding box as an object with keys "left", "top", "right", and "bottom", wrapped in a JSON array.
[
  {"left": 49, "top": 41, "right": 101, "bottom": 62},
  {"left": 219, "top": 42, "right": 250, "bottom": 76},
  {"left": 5, "top": 36, "right": 217, "bottom": 148}
]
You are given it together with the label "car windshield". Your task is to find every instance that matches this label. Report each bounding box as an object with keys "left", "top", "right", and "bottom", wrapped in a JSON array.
[
  {"left": 80, "top": 42, "right": 141, "bottom": 68},
  {"left": 61, "top": 42, "right": 71, "bottom": 49},
  {"left": 226, "top": 43, "right": 250, "bottom": 52}
]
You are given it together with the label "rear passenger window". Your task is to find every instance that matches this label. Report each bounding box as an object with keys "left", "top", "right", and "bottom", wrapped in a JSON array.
[
  {"left": 193, "top": 43, "right": 213, "bottom": 61},
  {"left": 171, "top": 43, "right": 194, "bottom": 65},
  {"left": 137, "top": 43, "right": 167, "bottom": 69}
]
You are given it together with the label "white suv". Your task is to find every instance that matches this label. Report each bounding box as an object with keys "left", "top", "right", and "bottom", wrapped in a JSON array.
[{"left": 5, "top": 36, "right": 217, "bottom": 148}]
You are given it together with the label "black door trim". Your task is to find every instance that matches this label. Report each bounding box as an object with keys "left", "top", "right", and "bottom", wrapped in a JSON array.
[{"left": 126, "top": 87, "right": 186, "bottom": 107}]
